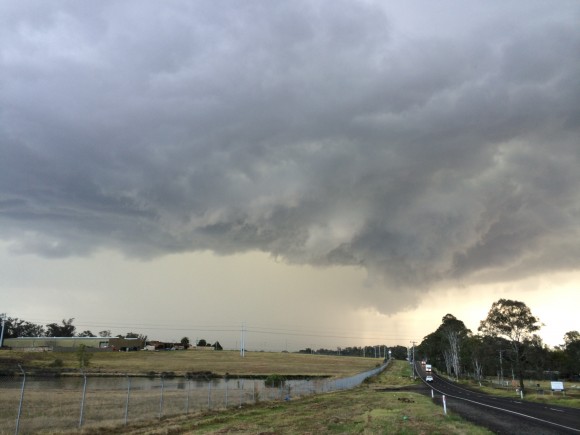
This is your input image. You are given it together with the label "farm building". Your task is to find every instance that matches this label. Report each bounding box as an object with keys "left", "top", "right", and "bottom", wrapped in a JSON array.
[{"left": 3, "top": 337, "right": 145, "bottom": 351}]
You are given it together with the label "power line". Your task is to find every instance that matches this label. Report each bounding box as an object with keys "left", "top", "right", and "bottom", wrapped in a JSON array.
[{"left": 6, "top": 315, "right": 416, "bottom": 343}]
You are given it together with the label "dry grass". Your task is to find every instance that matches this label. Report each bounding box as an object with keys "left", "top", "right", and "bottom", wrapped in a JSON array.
[
  {"left": 0, "top": 358, "right": 493, "bottom": 434},
  {"left": 0, "top": 349, "right": 382, "bottom": 377},
  {"left": 0, "top": 351, "right": 383, "bottom": 434},
  {"left": 77, "top": 360, "right": 493, "bottom": 435}
]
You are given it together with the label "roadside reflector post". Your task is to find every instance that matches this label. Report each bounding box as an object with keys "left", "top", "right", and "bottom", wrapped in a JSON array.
[
  {"left": 442, "top": 394, "right": 447, "bottom": 415},
  {"left": 431, "top": 389, "right": 434, "bottom": 398}
]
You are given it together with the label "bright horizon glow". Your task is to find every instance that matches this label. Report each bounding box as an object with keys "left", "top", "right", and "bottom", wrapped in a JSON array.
[{"left": 2, "top": 247, "right": 576, "bottom": 351}]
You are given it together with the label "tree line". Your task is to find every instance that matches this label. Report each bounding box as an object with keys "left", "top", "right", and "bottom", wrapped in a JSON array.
[
  {"left": 298, "top": 345, "right": 408, "bottom": 360},
  {"left": 0, "top": 316, "right": 146, "bottom": 340},
  {"left": 416, "top": 298, "right": 580, "bottom": 393},
  {"left": 0, "top": 316, "right": 226, "bottom": 350}
]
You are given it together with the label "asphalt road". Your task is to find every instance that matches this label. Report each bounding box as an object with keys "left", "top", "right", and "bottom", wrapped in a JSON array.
[{"left": 415, "top": 363, "right": 580, "bottom": 434}]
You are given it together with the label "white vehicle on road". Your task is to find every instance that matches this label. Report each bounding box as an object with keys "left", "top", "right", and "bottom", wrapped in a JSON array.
[{"left": 426, "top": 375, "right": 433, "bottom": 382}]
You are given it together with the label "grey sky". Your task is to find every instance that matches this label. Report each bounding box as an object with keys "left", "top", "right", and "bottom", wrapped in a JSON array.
[{"left": 1, "top": 1, "right": 579, "bottom": 330}]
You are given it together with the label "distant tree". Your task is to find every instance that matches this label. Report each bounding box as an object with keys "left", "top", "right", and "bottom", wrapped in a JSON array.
[
  {"left": 563, "top": 331, "right": 580, "bottom": 348},
  {"left": 562, "top": 330, "right": 580, "bottom": 378},
  {"left": 389, "top": 345, "right": 409, "bottom": 360},
  {"left": 417, "top": 329, "right": 442, "bottom": 364},
  {"left": 340, "top": 346, "right": 363, "bottom": 357},
  {"left": 45, "top": 318, "right": 76, "bottom": 337},
  {"left": 547, "top": 347, "right": 568, "bottom": 377},
  {"left": 213, "top": 341, "right": 223, "bottom": 350},
  {"left": 180, "top": 337, "right": 190, "bottom": 348},
  {"left": 417, "top": 314, "right": 471, "bottom": 377},
  {"left": 197, "top": 339, "right": 207, "bottom": 347},
  {"left": 440, "top": 314, "right": 471, "bottom": 379},
  {"left": 98, "top": 330, "right": 111, "bottom": 337},
  {"left": 125, "top": 332, "right": 139, "bottom": 338},
  {"left": 464, "top": 335, "right": 484, "bottom": 382},
  {"left": 524, "top": 334, "right": 550, "bottom": 379},
  {"left": 3, "top": 317, "right": 45, "bottom": 338},
  {"left": 77, "top": 330, "right": 96, "bottom": 337},
  {"left": 478, "top": 299, "right": 541, "bottom": 393}
]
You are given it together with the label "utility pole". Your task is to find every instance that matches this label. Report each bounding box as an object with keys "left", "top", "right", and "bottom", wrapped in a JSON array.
[
  {"left": 240, "top": 322, "right": 245, "bottom": 358},
  {"left": 499, "top": 349, "right": 504, "bottom": 385},
  {"left": 0, "top": 313, "right": 6, "bottom": 349},
  {"left": 410, "top": 341, "right": 416, "bottom": 380}
]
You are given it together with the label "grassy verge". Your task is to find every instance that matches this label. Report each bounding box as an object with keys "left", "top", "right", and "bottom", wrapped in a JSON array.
[
  {"left": 76, "top": 360, "right": 492, "bottom": 435},
  {"left": 453, "top": 377, "right": 580, "bottom": 409}
]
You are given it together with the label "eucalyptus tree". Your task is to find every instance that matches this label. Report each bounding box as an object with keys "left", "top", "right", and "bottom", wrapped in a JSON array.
[
  {"left": 440, "top": 314, "right": 471, "bottom": 378},
  {"left": 562, "top": 330, "right": 580, "bottom": 378},
  {"left": 464, "top": 335, "right": 486, "bottom": 383},
  {"left": 390, "top": 345, "right": 409, "bottom": 360},
  {"left": 418, "top": 314, "right": 471, "bottom": 378},
  {"left": 563, "top": 331, "right": 580, "bottom": 347},
  {"left": 45, "top": 318, "right": 76, "bottom": 337},
  {"left": 3, "top": 317, "right": 45, "bottom": 338},
  {"left": 478, "top": 299, "right": 541, "bottom": 393},
  {"left": 524, "top": 334, "right": 550, "bottom": 379}
]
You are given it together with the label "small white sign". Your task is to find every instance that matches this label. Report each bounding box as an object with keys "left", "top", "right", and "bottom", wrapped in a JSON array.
[{"left": 551, "top": 381, "right": 564, "bottom": 391}]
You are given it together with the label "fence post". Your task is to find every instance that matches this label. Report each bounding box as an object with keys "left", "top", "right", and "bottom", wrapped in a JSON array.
[
  {"left": 185, "top": 379, "right": 191, "bottom": 414},
  {"left": 159, "top": 375, "right": 165, "bottom": 420},
  {"left": 15, "top": 365, "right": 26, "bottom": 435},
  {"left": 240, "top": 380, "right": 244, "bottom": 407},
  {"left": 225, "top": 379, "right": 228, "bottom": 408},
  {"left": 124, "top": 375, "right": 131, "bottom": 425},
  {"left": 208, "top": 380, "right": 212, "bottom": 409},
  {"left": 79, "top": 371, "right": 88, "bottom": 428}
]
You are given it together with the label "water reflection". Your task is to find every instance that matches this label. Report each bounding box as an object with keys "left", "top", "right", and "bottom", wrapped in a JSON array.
[{"left": 0, "top": 375, "right": 313, "bottom": 391}]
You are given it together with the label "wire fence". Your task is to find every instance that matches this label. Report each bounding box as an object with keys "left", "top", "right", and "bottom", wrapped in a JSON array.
[{"left": 0, "top": 361, "right": 388, "bottom": 434}]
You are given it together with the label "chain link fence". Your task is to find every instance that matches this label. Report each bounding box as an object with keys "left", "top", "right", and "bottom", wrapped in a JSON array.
[{"left": 0, "top": 361, "right": 388, "bottom": 434}]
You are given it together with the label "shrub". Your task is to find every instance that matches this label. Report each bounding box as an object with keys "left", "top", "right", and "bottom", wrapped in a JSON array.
[
  {"left": 76, "top": 345, "right": 92, "bottom": 369},
  {"left": 265, "top": 374, "right": 286, "bottom": 388},
  {"left": 49, "top": 358, "right": 64, "bottom": 368}
]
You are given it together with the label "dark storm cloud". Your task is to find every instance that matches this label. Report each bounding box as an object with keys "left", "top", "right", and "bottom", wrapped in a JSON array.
[{"left": 1, "top": 1, "right": 579, "bottom": 296}]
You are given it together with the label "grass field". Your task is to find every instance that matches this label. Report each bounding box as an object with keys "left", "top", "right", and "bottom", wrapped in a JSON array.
[
  {"left": 1, "top": 352, "right": 493, "bottom": 434},
  {"left": 75, "top": 360, "right": 492, "bottom": 435},
  {"left": 0, "top": 349, "right": 383, "bottom": 378},
  {"left": 2, "top": 350, "right": 576, "bottom": 433}
]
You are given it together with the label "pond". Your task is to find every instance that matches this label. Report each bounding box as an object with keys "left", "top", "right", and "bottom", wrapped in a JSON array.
[{"left": 0, "top": 375, "right": 317, "bottom": 392}]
